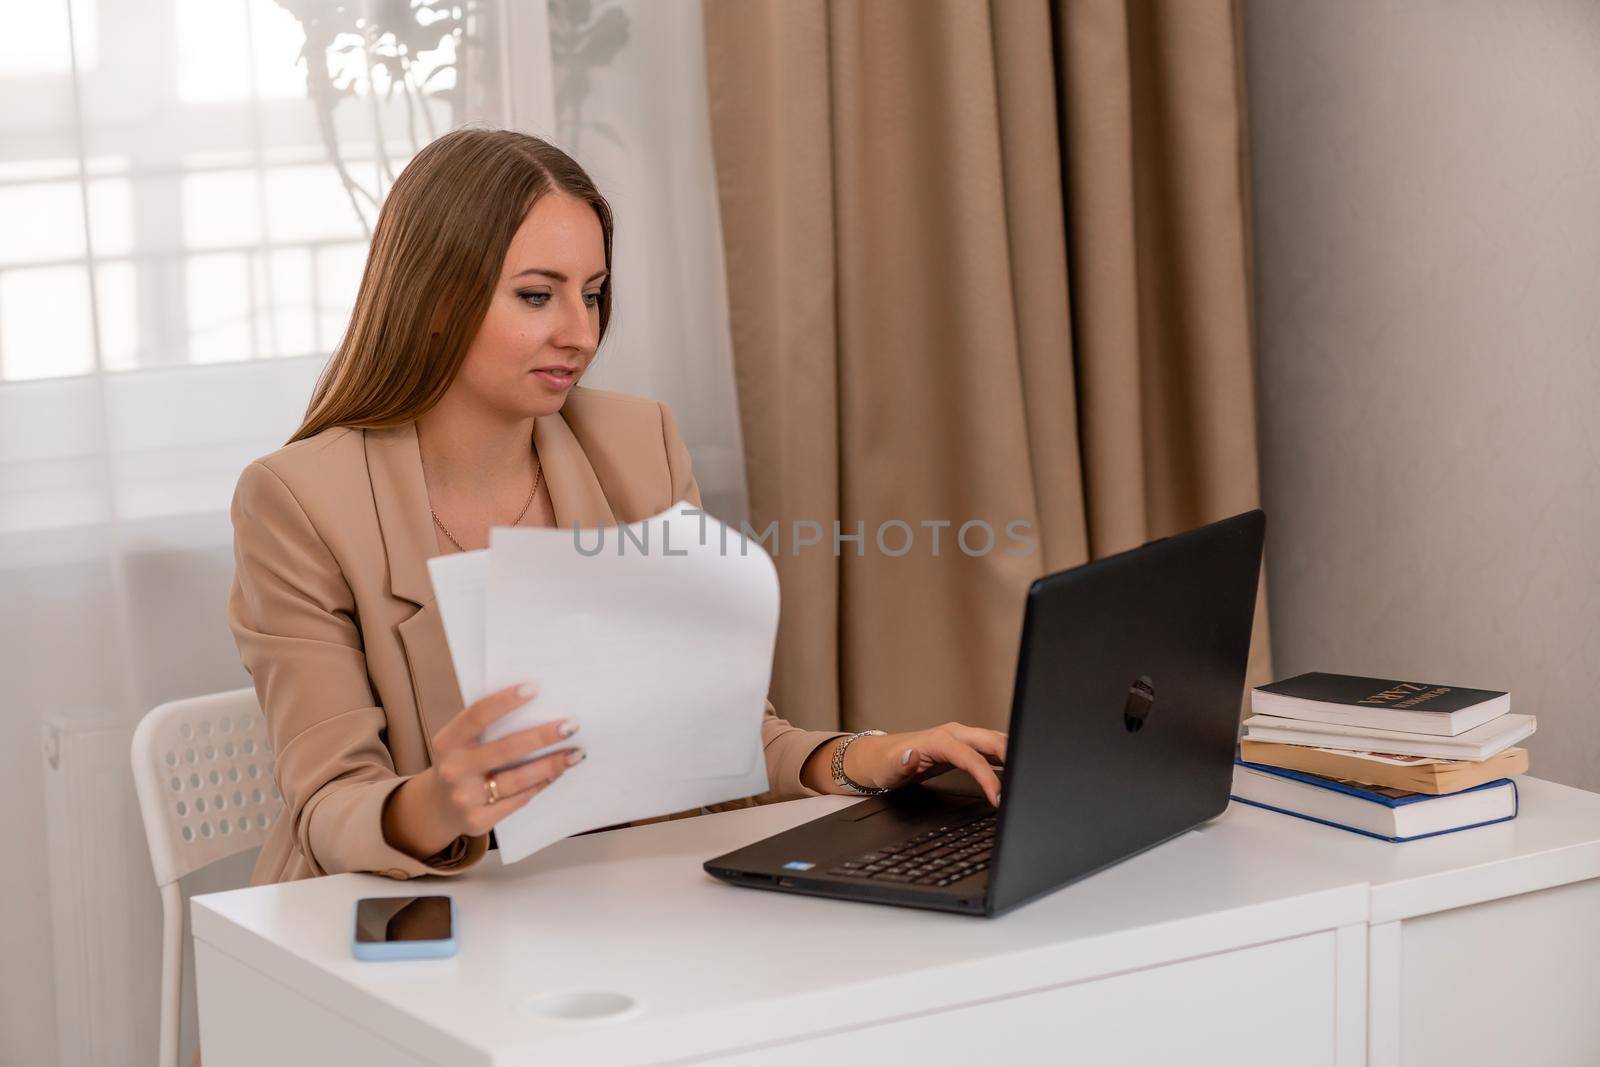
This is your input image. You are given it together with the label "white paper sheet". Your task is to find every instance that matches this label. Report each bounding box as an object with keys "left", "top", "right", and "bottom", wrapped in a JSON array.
[
  {"left": 427, "top": 548, "right": 490, "bottom": 704},
  {"left": 427, "top": 502, "right": 777, "bottom": 863}
]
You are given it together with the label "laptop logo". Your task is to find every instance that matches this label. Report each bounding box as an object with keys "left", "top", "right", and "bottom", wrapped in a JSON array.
[
  {"left": 782, "top": 861, "right": 815, "bottom": 871},
  {"left": 1123, "top": 676, "right": 1155, "bottom": 733}
]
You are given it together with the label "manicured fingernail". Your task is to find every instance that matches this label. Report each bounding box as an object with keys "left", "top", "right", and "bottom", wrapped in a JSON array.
[
  {"left": 517, "top": 682, "right": 538, "bottom": 699},
  {"left": 901, "top": 749, "right": 913, "bottom": 766},
  {"left": 558, "top": 719, "right": 579, "bottom": 737},
  {"left": 566, "top": 749, "right": 586, "bottom": 766},
  {"left": 995, "top": 791, "right": 1002, "bottom": 806}
]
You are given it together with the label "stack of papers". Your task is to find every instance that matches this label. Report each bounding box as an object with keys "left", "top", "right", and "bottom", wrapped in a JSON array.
[{"left": 426, "top": 502, "right": 780, "bottom": 862}]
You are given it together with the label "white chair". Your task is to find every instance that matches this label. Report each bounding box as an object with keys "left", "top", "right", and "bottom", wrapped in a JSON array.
[{"left": 131, "top": 689, "right": 283, "bottom": 1067}]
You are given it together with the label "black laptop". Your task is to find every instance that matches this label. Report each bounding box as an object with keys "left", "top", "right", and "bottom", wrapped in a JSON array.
[{"left": 704, "top": 509, "right": 1265, "bottom": 917}]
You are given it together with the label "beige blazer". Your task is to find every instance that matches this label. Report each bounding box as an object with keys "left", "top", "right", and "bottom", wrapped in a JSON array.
[{"left": 229, "top": 386, "right": 845, "bottom": 886}]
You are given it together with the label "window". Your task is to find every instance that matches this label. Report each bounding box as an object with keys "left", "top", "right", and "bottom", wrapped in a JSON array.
[
  {"left": 0, "top": 0, "right": 502, "bottom": 382},
  {"left": 0, "top": 0, "right": 746, "bottom": 540}
]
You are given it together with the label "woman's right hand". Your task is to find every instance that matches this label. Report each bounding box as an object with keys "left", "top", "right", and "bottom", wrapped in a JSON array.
[{"left": 382, "top": 682, "right": 583, "bottom": 861}]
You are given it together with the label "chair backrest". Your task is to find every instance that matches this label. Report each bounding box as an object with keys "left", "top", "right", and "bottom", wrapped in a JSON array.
[{"left": 131, "top": 688, "right": 283, "bottom": 887}]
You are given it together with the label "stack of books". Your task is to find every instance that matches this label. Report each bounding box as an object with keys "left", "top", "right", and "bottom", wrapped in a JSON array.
[{"left": 1231, "top": 673, "right": 1534, "bottom": 842}]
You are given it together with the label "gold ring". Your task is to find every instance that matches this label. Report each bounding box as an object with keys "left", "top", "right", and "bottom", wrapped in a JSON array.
[{"left": 484, "top": 776, "right": 500, "bottom": 805}]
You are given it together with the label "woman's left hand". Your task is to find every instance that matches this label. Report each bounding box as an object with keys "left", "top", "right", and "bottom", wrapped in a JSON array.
[{"left": 843, "top": 723, "right": 1007, "bottom": 807}]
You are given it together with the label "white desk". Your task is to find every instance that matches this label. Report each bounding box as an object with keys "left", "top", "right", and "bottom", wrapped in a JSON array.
[{"left": 193, "top": 777, "right": 1600, "bottom": 1067}]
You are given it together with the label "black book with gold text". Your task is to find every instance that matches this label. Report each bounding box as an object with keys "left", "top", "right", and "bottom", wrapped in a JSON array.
[{"left": 1251, "top": 672, "right": 1510, "bottom": 738}]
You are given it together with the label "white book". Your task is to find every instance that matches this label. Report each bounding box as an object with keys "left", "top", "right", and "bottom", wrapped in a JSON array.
[{"left": 1241, "top": 712, "right": 1536, "bottom": 761}]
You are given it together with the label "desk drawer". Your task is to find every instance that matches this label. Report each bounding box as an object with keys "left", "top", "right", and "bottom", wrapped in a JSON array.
[
  {"left": 711, "top": 931, "right": 1340, "bottom": 1067},
  {"left": 1395, "top": 878, "right": 1600, "bottom": 1066}
]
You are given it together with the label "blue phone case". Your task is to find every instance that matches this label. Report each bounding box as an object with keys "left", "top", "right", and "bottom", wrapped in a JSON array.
[{"left": 351, "top": 896, "right": 458, "bottom": 960}]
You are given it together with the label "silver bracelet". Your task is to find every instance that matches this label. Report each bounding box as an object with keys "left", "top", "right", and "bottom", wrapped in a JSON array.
[{"left": 831, "top": 729, "right": 889, "bottom": 795}]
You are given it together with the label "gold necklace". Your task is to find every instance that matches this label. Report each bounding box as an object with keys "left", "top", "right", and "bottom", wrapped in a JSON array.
[{"left": 429, "top": 455, "right": 543, "bottom": 553}]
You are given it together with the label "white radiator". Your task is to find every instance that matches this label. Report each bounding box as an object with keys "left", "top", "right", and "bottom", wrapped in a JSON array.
[{"left": 42, "top": 716, "right": 162, "bottom": 1067}]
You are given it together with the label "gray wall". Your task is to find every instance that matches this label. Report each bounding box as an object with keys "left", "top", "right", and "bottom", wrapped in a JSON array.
[{"left": 1244, "top": 1, "right": 1600, "bottom": 790}]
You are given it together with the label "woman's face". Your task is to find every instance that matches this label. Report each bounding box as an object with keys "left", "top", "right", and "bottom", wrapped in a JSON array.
[{"left": 450, "top": 192, "right": 607, "bottom": 420}]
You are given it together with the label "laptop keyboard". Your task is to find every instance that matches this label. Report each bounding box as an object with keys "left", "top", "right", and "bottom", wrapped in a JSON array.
[{"left": 826, "top": 813, "right": 996, "bottom": 888}]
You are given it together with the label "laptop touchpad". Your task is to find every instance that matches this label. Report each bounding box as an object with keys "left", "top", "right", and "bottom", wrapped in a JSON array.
[
  {"left": 922, "top": 766, "right": 1003, "bottom": 799},
  {"left": 841, "top": 799, "right": 895, "bottom": 821},
  {"left": 840, "top": 767, "right": 1003, "bottom": 821}
]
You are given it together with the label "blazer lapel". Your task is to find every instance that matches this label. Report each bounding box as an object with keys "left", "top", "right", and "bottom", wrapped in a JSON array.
[
  {"left": 364, "top": 423, "right": 437, "bottom": 608},
  {"left": 534, "top": 412, "right": 617, "bottom": 530},
  {"left": 364, "top": 424, "right": 463, "bottom": 744},
  {"left": 396, "top": 602, "right": 464, "bottom": 746}
]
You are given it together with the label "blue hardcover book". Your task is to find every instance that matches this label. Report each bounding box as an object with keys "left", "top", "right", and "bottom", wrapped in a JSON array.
[{"left": 1230, "top": 759, "right": 1519, "bottom": 843}]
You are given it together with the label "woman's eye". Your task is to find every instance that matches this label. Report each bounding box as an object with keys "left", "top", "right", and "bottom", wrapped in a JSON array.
[{"left": 517, "top": 291, "right": 600, "bottom": 308}]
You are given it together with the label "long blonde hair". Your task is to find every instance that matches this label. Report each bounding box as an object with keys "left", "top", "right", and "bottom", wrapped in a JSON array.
[{"left": 289, "top": 128, "right": 614, "bottom": 443}]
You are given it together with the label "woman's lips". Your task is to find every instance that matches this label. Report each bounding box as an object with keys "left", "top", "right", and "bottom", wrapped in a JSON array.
[{"left": 531, "top": 367, "right": 578, "bottom": 390}]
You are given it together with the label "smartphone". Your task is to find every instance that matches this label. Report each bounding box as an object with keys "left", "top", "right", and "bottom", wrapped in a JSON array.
[{"left": 351, "top": 895, "right": 457, "bottom": 960}]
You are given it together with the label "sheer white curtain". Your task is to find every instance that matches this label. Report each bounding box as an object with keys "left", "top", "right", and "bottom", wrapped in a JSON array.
[
  {"left": 0, "top": 1, "right": 744, "bottom": 1063},
  {"left": 545, "top": 0, "right": 749, "bottom": 518}
]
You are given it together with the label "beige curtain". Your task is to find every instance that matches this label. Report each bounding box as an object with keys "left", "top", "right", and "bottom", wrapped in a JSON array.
[{"left": 702, "top": 0, "right": 1270, "bottom": 735}]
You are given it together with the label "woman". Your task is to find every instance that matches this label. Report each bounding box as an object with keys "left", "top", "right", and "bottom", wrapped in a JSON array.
[{"left": 229, "top": 128, "right": 1006, "bottom": 886}]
